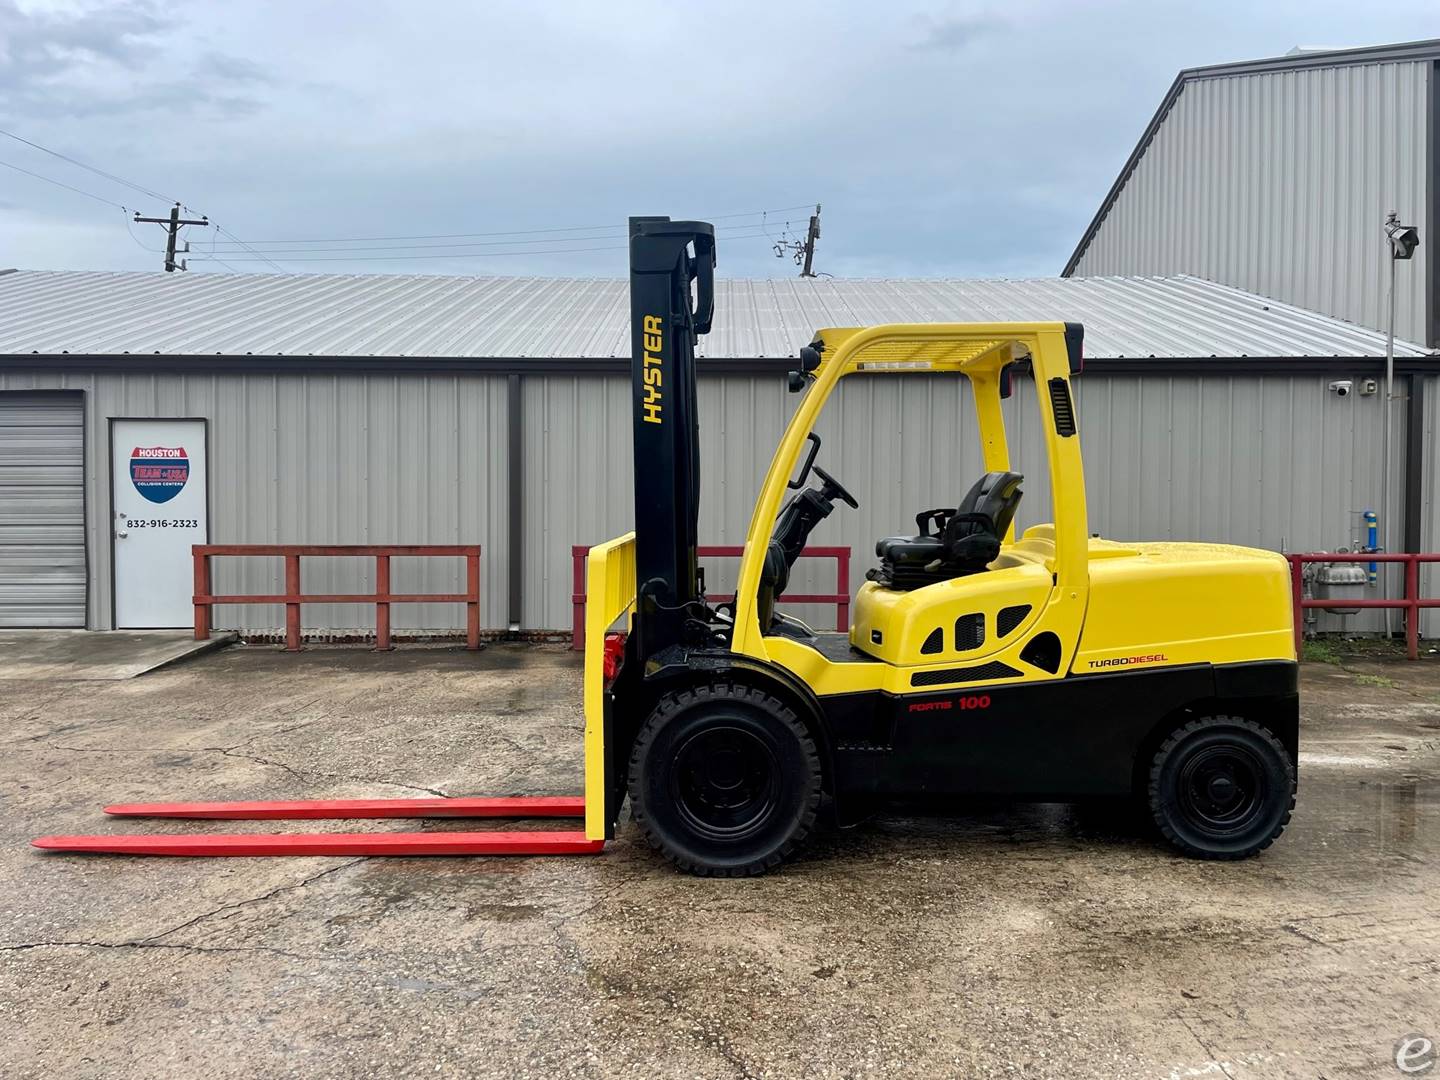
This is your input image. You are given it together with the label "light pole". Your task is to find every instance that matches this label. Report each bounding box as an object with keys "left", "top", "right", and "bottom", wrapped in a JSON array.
[{"left": 1380, "top": 210, "right": 1419, "bottom": 638}]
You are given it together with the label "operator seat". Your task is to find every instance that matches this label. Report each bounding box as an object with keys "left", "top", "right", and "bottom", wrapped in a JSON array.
[{"left": 869, "top": 471, "right": 1024, "bottom": 591}]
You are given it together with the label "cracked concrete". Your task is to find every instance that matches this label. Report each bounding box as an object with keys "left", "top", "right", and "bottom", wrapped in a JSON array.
[{"left": 2, "top": 643, "right": 1439, "bottom": 1079}]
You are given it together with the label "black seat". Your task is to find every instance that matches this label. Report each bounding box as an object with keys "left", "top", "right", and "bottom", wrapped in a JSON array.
[{"left": 869, "top": 471, "right": 1024, "bottom": 591}]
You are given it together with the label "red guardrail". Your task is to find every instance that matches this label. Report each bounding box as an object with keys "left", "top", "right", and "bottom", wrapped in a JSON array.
[
  {"left": 192, "top": 545, "right": 481, "bottom": 652},
  {"left": 571, "top": 544, "right": 851, "bottom": 651},
  {"left": 1287, "top": 552, "right": 1439, "bottom": 661}
]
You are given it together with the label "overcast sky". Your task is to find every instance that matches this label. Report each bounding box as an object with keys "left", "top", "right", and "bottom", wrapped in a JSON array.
[{"left": 1, "top": 0, "right": 1436, "bottom": 280}]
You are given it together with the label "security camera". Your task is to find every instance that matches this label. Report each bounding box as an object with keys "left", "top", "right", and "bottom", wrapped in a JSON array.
[{"left": 1329, "top": 380, "right": 1352, "bottom": 397}]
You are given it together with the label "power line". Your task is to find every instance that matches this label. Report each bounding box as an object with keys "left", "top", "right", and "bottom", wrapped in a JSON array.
[
  {"left": 187, "top": 225, "right": 792, "bottom": 264},
  {"left": 211, "top": 223, "right": 285, "bottom": 272},
  {"left": 772, "top": 204, "right": 823, "bottom": 276},
  {"left": 190, "top": 244, "right": 632, "bottom": 263},
  {"left": 0, "top": 126, "right": 276, "bottom": 273},
  {"left": 0, "top": 125, "right": 811, "bottom": 275},
  {"left": 0, "top": 158, "right": 130, "bottom": 210},
  {"left": 199, "top": 205, "right": 820, "bottom": 247},
  {"left": 206, "top": 224, "right": 625, "bottom": 245},
  {"left": 191, "top": 222, "right": 783, "bottom": 256},
  {"left": 0, "top": 127, "right": 175, "bottom": 204},
  {"left": 124, "top": 216, "right": 164, "bottom": 252}
]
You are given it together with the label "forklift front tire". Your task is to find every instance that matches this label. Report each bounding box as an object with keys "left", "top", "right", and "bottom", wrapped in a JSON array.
[
  {"left": 627, "top": 683, "right": 821, "bottom": 876},
  {"left": 1147, "top": 715, "right": 1295, "bottom": 860}
]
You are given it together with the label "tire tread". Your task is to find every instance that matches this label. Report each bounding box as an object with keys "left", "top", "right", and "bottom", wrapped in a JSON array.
[
  {"left": 627, "top": 681, "right": 821, "bottom": 877},
  {"left": 1148, "top": 714, "right": 1295, "bottom": 860}
]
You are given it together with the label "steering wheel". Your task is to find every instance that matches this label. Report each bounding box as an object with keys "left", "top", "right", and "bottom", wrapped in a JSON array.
[{"left": 813, "top": 465, "right": 859, "bottom": 509}]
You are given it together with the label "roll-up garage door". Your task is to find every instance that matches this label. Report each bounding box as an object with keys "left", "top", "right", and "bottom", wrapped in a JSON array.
[{"left": 0, "top": 393, "right": 86, "bottom": 627}]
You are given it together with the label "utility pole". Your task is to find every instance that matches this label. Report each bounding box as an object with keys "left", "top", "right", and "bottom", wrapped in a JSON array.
[
  {"left": 133, "top": 202, "right": 209, "bottom": 272},
  {"left": 800, "top": 204, "right": 821, "bottom": 278},
  {"left": 773, "top": 204, "right": 822, "bottom": 277}
]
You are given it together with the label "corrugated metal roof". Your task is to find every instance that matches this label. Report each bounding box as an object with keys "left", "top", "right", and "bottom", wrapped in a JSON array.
[{"left": 0, "top": 268, "right": 1429, "bottom": 360}]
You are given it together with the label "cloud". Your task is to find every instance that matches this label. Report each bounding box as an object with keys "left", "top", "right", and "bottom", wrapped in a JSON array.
[
  {"left": 909, "top": 12, "right": 1001, "bottom": 52},
  {"left": 0, "top": 0, "right": 274, "bottom": 120},
  {"left": 195, "top": 51, "right": 270, "bottom": 85},
  {"left": 0, "top": 0, "right": 163, "bottom": 74},
  {"left": 4, "top": 0, "right": 1440, "bottom": 281}
]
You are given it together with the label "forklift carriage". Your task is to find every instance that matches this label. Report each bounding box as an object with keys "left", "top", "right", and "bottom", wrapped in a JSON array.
[{"left": 36, "top": 218, "right": 1297, "bottom": 874}]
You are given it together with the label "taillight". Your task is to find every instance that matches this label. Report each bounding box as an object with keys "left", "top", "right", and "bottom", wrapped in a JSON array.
[{"left": 602, "top": 632, "right": 626, "bottom": 681}]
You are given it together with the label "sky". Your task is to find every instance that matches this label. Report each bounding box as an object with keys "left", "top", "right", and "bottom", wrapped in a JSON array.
[{"left": 1, "top": 0, "right": 1437, "bottom": 280}]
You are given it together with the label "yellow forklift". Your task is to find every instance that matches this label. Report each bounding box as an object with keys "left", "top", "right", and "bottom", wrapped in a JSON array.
[
  {"left": 583, "top": 217, "right": 1298, "bottom": 875},
  {"left": 35, "top": 218, "right": 1297, "bottom": 873}
]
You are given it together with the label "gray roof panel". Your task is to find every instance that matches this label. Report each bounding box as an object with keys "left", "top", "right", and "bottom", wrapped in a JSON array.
[{"left": 0, "top": 269, "right": 1429, "bottom": 360}]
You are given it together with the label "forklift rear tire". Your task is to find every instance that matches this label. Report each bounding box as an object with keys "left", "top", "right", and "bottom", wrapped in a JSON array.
[
  {"left": 627, "top": 683, "right": 821, "bottom": 876},
  {"left": 1147, "top": 715, "right": 1295, "bottom": 860}
]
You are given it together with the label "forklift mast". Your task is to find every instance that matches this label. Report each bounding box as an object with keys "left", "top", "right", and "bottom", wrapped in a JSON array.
[{"left": 627, "top": 217, "right": 716, "bottom": 662}]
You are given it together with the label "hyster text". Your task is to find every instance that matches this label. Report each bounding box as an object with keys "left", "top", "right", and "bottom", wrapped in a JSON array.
[{"left": 641, "top": 315, "right": 664, "bottom": 424}]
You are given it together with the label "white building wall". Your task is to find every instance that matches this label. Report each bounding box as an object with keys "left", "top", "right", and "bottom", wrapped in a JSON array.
[{"left": 1071, "top": 59, "right": 1432, "bottom": 345}]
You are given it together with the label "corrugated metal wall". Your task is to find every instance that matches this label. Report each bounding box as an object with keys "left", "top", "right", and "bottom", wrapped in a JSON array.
[
  {"left": 0, "top": 372, "right": 509, "bottom": 631},
  {"left": 1071, "top": 60, "right": 1432, "bottom": 344},
  {"left": 0, "top": 392, "right": 85, "bottom": 627},
  {"left": 0, "top": 369, "right": 1424, "bottom": 636},
  {"left": 527, "top": 372, "right": 1408, "bottom": 634}
]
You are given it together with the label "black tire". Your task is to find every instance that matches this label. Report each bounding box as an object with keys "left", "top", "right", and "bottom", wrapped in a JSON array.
[
  {"left": 1148, "top": 715, "right": 1295, "bottom": 860},
  {"left": 627, "top": 682, "right": 821, "bottom": 876}
]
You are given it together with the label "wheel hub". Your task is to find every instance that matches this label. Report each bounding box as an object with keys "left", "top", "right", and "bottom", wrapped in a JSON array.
[
  {"left": 1178, "top": 745, "right": 1264, "bottom": 833},
  {"left": 670, "top": 724, "right": 780, "bottom": 842},
  {"left": 1207, "top": 774, "right": 1237, "bottom": 804}
]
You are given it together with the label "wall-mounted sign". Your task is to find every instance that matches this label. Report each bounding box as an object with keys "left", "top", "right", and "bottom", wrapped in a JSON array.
[{"left": 129, "top": 445, "right": 190, "bottom": 504}]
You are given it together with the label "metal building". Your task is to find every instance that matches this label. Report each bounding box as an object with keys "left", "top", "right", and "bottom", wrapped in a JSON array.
[
  {"left": 1064, "top": 39, "right": 1439, "bottom": 348},
  {"left": 1, "top": 268, "right": 1433, "bottom": 638}
]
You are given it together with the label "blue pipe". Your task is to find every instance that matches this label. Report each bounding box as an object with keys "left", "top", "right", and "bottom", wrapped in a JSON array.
[{"left": 1364, "top": 509, "right": 1378, "bottom": 585}]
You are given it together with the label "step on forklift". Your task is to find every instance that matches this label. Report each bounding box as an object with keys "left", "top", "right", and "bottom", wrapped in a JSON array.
[{"left": 36, "top": 218, "right": 1297, "bottom": 873}]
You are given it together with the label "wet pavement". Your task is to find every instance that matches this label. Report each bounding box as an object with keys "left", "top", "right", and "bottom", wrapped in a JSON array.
[{"left": 2, "top": 643, "right": 1438, "bottom": 1079}]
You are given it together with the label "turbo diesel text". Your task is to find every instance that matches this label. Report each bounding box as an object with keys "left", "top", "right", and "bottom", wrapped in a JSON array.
[{"left": 1087, "top": 653, "right": 1168, "bottom": 669}]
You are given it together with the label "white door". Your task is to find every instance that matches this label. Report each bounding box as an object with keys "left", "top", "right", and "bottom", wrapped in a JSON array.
[{"left": 112, "top": 419, "right": 208, "bottom": 628}]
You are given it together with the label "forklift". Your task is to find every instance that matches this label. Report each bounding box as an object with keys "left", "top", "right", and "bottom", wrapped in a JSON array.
[
  {"left": 583, "top": 217, "right": 1298, "bottom": 875},
  {"left": 35, "top": 218, "right": 1297, "bottom": 873}
]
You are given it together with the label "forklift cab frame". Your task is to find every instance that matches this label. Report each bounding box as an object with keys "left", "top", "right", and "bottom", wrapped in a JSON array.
[{"left": 732, "top": 322, "right": 1087, "bottom": 686}]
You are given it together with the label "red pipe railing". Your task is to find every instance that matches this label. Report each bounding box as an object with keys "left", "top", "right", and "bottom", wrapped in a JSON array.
[
  {"left": 1286, "top": 552, "right": 1439, "bottom": 661},
  {"left": 193, "top": 545, "right": 481, "bottom": 652},
  {"left": 571, "top": 544, "right": 851, "bottom": 651}
]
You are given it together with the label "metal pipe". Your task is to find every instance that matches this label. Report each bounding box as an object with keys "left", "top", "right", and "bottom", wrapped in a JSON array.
[
  {"left": 1382, "top": 230, "right": 1396, "bottom": 638},
  {"left": 1365, "top": 509, "right": 1378, "bottom": 585}
]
